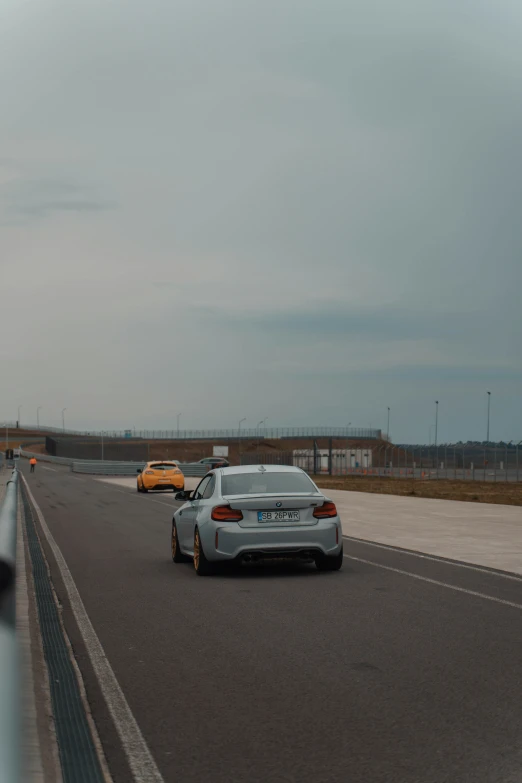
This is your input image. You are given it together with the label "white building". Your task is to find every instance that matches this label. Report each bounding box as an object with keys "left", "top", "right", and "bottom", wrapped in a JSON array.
[{"left": 293, "top": 449, "right": 373, "bottom": 473}]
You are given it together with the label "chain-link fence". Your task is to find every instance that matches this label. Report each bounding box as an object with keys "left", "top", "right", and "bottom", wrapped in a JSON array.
[
  {"left": 241, "top": 443, "right": 522, "bottom": 482},
  {"left": 9, "top": 425, "right": 382, "bottom": 440}
]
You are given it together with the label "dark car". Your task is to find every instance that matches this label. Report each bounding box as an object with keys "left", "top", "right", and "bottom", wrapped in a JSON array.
[{"left": 198, "top": 457, "right": 230, "bottom": 468}]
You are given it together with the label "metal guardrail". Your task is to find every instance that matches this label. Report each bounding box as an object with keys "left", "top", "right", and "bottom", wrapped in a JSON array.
[
  {"left": 0, "top": 468, "right": 20, "bottom": 783},
  {"left": 21, "top": 451, "right": 211, "bottom": 477},
  {"left": 20, "top": 451, "right": 73, "bottom": 466},
  {"left": 72, "top": 461, "right": 144, "bottom": 475},
  {"left": 0, "top": 470, "right": 18, "bottom": 597},
  {"left": 71, "top": 461, "right": 210, "bottom": 477}
]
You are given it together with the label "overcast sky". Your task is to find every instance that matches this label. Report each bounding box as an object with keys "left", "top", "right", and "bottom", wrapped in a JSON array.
[{"left": 1, "top": 0, "right": 521, "bottom": 442}]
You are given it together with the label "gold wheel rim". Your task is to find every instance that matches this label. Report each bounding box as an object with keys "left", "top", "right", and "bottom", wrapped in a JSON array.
[
  {"left": 171, "top": 526, "right": 177, "bottom": 557},
  {"left": 194, "top": 531, "right": 200, "bottom": 571}
]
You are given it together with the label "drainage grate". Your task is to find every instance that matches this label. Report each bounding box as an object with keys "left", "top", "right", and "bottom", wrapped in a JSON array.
[{"left": 21, "top": 485, "right": 106, "bottom": 783}]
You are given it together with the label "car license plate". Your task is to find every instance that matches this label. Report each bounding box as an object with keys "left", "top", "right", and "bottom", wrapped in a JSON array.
[{"left": 257, "top": 511, "right": 300, "bottom": 522}]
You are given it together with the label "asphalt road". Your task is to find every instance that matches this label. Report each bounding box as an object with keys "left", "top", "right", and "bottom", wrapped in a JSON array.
[{"left": 21, "top": 462, "right": 522, "bottom": 783}]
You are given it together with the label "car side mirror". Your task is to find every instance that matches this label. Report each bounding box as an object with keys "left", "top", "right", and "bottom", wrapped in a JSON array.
[
  {"left": 175, "top": 490, "right": 190, "bottom": 501},
  {"left": 137, "top": 468, "right": 142, "bottom": 474}
]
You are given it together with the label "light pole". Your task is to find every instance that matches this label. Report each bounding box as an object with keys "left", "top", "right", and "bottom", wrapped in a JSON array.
[
  {"left": 62, "top": 408, "right": 67, "bottom": 432},
  {"left": 257, "top": 420, "right": 264, "bottom": 439},
  {"left": 177, "top": 413, "right": 181, "bottom": 439},
  {"left": 101, "top": 431, "right": 104, "bottom": 461},
  {"left": 486, "top": 391, "right": 491, "bottom": 442},
  {"left": 434, "top": 401, "right": 439, "bottom": 448},
  {"left": 17, "top": 405, "right": 22, "bottom": 427},
  {"left": 387, "top": 407, "right": 390, "bottom": 441},
  {"left": 37, "top": 406, "right": 42, "bottom": 429},
  {"left": 346, "top": 422, "right": 352, "bottom": 451},
  {"left": 238, "top": 418, "right": 246, "bottom": 458}
]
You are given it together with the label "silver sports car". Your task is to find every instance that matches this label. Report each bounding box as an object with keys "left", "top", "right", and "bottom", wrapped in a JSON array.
[{"left": 171, "top": 464, "right": 344, "bottom": 575}]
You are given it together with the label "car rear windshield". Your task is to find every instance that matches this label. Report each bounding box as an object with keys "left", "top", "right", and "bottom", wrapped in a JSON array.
[
  {"left": 221, "top": 472, "right": 317, "bottom": 496},
  {"left": 150, "top": 463, "right": 178, "bottom": 470}
]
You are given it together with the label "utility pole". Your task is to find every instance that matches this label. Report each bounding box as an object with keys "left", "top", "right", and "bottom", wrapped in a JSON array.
[
  {"left": 434, "top": 401, "right": 439, "bottom": 448},
  {"left": 387, "top": 407, "right": 390, "bottom": 441},
  {"left": 486, "top": 391, "right": 491, "bottom": 442},
  {"left": 62, "top": 408, "right": 67, "bottom": 432},
  {"left": 37, "top": 406, "right": 42, "bottom": 429},
  {"left": 238, "top": 418, "right": 246, "bottom": 459},
  {"left": 177, "top": 413, "right": 181, "bottom": 439}
]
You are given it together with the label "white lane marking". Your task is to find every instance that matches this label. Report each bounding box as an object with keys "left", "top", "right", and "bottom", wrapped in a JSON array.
[
  {"left": 41, "top": 466, "right": 57, "bottom": 472},
  {"left": 105, "top": 486, "right": 174, "bottom": 509},
  {"left": 344, "top": 554, "right": 522, "bottom": 610},
  {"left": 21, "top": 475, "right": 165, "bottom": 783},
  {"left": 343, "top": 535, "right": 522, "bottom": 582}
]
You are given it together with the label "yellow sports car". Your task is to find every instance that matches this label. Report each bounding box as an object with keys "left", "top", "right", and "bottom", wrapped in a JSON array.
[{"left": 137, "top": 461, "right": 185, "bottom": 493}]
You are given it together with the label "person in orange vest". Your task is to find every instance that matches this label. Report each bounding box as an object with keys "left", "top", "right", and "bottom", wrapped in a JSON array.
[{"left": 30, "top": 457, "right": 37, "bottom": 473}]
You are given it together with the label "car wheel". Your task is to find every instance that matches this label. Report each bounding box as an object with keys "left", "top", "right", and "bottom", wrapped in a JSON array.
[
  {"left": 315, "top": 545, "right": 344, "bottom": 572},
  {"left": 193, "top": 527, "right": 214, "bottom": 576},
  {"left": 142, "top": 485, "right": 148, "bottom": 493},
  {"left": 171, "top": 521, "right": 185, "bottom": 563}
]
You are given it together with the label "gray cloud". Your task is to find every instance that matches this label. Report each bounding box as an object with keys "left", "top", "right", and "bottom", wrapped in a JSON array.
[
  {"left": 0, "top": 0, "right": 521, "bottom": 442},
  {"left": 0, "top": 173, "right": 113, "bottom": 224},
  {"left": 195, "top": 304, "right": 477, "bottom": 341}
]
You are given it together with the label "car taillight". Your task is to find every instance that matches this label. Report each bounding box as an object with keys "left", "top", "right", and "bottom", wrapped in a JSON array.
[
  {"left": 313, "top": 501, "right": 337, "bottom": 519},
  {"left": 145, "top": 470, "right": 154, "bottom": 475},
  {"left": 211, "top": 505, "right": 243, "bottom": 522}
]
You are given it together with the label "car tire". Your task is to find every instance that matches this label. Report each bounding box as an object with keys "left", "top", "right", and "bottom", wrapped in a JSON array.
[
  {"left": 142, "top": 486, "right": 148, "bottom": 493},
  {"left": 171, "top": 521, "right": 186, "bottom": 563},
  {"left": 194, "top": 527, "right": 214, "bottom": 576},
  {"left": 315, "top": 545, "right": 344, "bottom": 572}
]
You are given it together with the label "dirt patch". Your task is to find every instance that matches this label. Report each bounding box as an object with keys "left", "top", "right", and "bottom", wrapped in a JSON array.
[
  {"left": 22, "top": 443, "right": 47, "bottom": 453},
  {"left": 314, "top": 476, "right": 522, "bottom": 506}
]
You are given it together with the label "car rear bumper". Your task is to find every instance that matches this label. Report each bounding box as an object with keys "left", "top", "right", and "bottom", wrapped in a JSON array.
[
  {"left": 202, "top": 519, "right": 342, "bottom": 561},
  {"left": 145, "top": 481, "right": 184, "bottom": 491}
]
